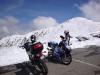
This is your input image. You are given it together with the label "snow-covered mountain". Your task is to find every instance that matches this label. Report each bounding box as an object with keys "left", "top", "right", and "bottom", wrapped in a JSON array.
[
  {"left": 0, "top": 17, "right": 100, "bottom": 48},
  {"left": 1, "top": 17, "right": 100, "bottom": 66}
]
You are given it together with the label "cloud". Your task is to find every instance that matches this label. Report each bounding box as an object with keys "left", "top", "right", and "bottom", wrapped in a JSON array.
[
  {"left": 0, "top": 16, "right": 19, "bottom": 26},
  {"left": 0, "top": 16, "right": 58, "bottom": 38},
  {"left": 30, "top": 16, "right": 58, "bottom": 30},
  {"left": 0, "top": 16, "right": 23, "bottom": 38},
  {"left": 78, "top": 0, "right": 100, "bottom": 22}
]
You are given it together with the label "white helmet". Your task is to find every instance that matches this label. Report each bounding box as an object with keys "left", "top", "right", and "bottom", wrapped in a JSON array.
[{"left": 64, "top": 30, "right": 69, "bottom": 34}]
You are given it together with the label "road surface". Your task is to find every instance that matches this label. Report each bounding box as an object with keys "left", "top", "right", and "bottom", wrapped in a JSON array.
[{"left": 0, "top": 45, "right": 100, "bottom": 75}]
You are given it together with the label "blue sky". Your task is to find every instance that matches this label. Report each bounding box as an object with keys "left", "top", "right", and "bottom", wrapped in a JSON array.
[
  {"left": 0, "top": 0, "right": 100, "bottom": 38},
  {"left": 0, "top": 0, "right": 88, "bottom": 22}
]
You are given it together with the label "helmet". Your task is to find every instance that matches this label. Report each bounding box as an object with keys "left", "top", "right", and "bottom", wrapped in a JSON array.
[
  {"left": 30, "top": 35, "right": 36, "bottom": 43},
  {"left": 64, "top": 30, "right": 69, "bottom": 34}
]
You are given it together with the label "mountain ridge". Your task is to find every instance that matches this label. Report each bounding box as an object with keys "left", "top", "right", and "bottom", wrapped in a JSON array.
[{"left": 0, "top": 17, "right": 100, "bottom": 48}]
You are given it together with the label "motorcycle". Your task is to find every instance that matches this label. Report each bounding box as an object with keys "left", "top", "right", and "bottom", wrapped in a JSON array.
[
  {"left": 20, "top": 42, "right": 48, "bottom": 75},
  {"left": 47, "top": 42, "right": 72, "bottom": 65}
]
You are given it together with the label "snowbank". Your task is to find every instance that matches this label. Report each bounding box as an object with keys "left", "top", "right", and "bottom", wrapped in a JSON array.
[{"left": 0, "top": 46, "right": 29, "bottom": 66}]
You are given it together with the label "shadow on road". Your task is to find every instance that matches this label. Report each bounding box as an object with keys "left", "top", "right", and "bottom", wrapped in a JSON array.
[
  {"left": 94, "top": 70, "right": 100, "bottom": 75},
  {"left": 15, "top": 69, "right": 29, "bottom": 75},
  {"left": 15, "top": 63, "right": 42, "bottom": 75},
  {"left": 0, "top": 63, "right": 43, "bottom": 75},
  {"left": 0, "top": 65, "right": 16, "bottom": 74}
]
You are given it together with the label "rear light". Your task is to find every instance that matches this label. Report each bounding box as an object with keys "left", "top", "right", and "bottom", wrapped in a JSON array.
[{"left": 34, "top": 44, "right": 41, "bottom": 49}]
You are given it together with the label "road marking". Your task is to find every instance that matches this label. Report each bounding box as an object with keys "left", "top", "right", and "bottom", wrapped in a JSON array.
[{"left": 73, "top": 59, "right": 100, "bottom": 69}]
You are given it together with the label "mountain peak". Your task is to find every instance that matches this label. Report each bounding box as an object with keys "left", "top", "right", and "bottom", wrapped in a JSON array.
[{"left": 67, "top": 17, "right": 93, "bottom": 23}]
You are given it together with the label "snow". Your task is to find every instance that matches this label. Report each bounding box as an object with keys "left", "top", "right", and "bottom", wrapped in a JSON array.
[
  {"left": 0, "top": 17, "right": 100, "bottom": 66},
  {"left": 70, "top": 38, "right": 100, "bottom": 49},
  {"left": 0, "top": 46, "right": 29, "bottom": 66}
]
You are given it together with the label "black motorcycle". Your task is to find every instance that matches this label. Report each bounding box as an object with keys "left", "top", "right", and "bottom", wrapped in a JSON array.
[
  {"left": 47, "top": 42, "right": 72, "bottom": 65},
  {"left": 20, "top": 42, "right": 48, "bottom": 75}
]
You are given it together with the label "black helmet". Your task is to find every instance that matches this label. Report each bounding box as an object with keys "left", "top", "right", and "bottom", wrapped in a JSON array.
[{"left": 30, "top": 35, "right": 36, "bottom": 43}]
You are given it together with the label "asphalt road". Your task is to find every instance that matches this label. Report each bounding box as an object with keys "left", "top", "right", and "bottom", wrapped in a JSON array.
[{"left": 0, "top": 45, "right": 100, "bottom": 75}]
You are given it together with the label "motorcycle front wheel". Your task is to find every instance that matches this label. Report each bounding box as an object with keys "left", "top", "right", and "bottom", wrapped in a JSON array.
[
  {"left": 61, "top": 53, "right": 72, "bottom": 65},
  {"left": 35, "top": 59, "right": 48, "bottom": 75}
]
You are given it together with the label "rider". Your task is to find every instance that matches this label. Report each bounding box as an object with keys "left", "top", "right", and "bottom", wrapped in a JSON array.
[
  {"left": 58, "top": 30, "right": 71, "bottom": 53},
  {"left": 23, "top": 35, "right": 37, "bottom": 55},
  {"left": 64, "top": 30, "right": 71, "bottom": 46},
  {"left": 22, "top": 35, "right": 37, "bottom": 75}
]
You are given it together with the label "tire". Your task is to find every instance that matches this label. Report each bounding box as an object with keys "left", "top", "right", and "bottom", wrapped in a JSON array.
[
  {"left": 36, "top": 59, "right": 48, "bottom": 75},
  {"left": 61, "top": 53, "right": 72, "bottom": 65}
]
